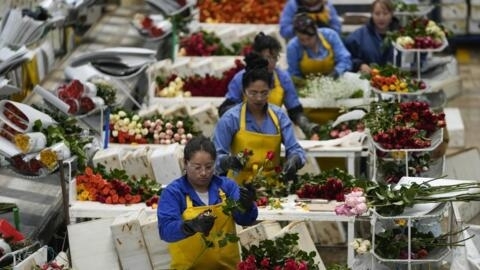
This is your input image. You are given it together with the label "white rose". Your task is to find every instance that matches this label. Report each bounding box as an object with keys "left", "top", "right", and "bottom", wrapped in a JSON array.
[
  {"left": 357, "top": 245, "right": 368, "bottom": 254},
  {"left": 351, "top": 240, "right": 360, "bottom": 250}
]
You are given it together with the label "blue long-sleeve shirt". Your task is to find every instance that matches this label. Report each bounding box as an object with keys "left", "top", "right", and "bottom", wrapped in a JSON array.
[
  {"left": 286, "top": 28, "right": 352, "bottom": 78},
  {"left": 213, "top": 103, "right": 306, "bottom": 173},
  {"left": 226, "top": 68, "right": 302, "bottom": 110},
  {"left": 157, "top": 175, "right": 258, "bottom": 243},
  {"left": 344, "top": 19, "right": 400, "bottom": 72},
  {"left": 279, "top": 0, "right": 342, "bottom": 40}
]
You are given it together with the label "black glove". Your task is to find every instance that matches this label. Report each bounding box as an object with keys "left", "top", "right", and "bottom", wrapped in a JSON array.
[
  {"left": 239, "top": 187, "right": 255, "bottom": 211},
  {"left": 296, "top": 113, "right": 320, "bottom": 139},
  {"left": 219, "top": 155, "right": 244, "bottom": 173},
  {"left": 327, "top": 70, "right": 339, "bottom": 79},
  {"left": 282, "top": 155, "right": 302, "bottom": 183},
  {"left": 182, "top": 210, "right": 216, "bottom": 236}
]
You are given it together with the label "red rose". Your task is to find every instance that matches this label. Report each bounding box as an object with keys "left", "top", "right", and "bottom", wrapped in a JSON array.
[
  {"left": 260, "top": 257, "right": 270, "bottom": 268},
  {"left": 284, "top": 258, "right": 297, "bottom": 270},
  {"left": 266, "top": 150, "right": 275, "bottom": 161},
  {"left": 298, "top": 261, "right": 308, "bottom": 270}
]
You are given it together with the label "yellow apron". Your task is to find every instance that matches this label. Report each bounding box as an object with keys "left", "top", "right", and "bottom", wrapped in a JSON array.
[
  {"left": 307, "top": 7, "right": 330, "bottom": 28},
  {"left": 227, "top": 103, "right": 282, "bottom": 186},
  {"left": 168, "top": 190, "right": 239, "bottom": 270},
  {"left": 242, "top": 71, "right": 284, "bottom": 106},
  {"left": 299, "top": 33, "right": 335, "bottom": 77},
  {"left": 299, "top": 34, "right": 341, "bottom": 170}
]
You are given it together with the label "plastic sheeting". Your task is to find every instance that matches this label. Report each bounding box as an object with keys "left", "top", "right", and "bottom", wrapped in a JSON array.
[{"left": 450, "top": 225, "right": 480, "bottom": 270}]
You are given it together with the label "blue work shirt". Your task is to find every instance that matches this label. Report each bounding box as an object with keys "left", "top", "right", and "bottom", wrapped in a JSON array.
[
  {"left": 279, "top": 0, "right": 342, "bottom": 40},
  {"left": 157, "top": 175, "right": 258, "bottom": 242},
  {"left": 345, "top": 18, "right": 400, "bottom": 72},
  {"left": 226, "top": 68, "right": 302, "bottom": 110},
  {"left": 213, "top": 103, "right": 306, "bottom": 174},
  {"left": 286, "top": 28, "right": 352, "bottom": 78}
]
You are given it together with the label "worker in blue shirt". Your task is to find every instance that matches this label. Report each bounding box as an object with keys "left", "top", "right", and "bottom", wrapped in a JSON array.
[
  {"left": 279, "top": 0, "right": 342, "bottom": 41},
  {"left": 344, "top": 0, "right": 400, "bottom": 73},
  {"left": 219, "top": 32, "right": 321, "bottom": 139},
  {"left": 287, "top": 13, "right": 352, "bottom": 79},
  {"left": 157, "top": 135, "right": 257, "bottom": 269},
  {"left": 214, "top": 52, "right": 306, "bottom": 186}
]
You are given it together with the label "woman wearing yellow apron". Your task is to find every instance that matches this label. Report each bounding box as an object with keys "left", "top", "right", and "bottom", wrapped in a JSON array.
[
  {"left": 214, "top": 52, "right": 306, "bottom": 186},
  {"left": 287, "top": 12, "right": 352, "bottom": 80},
  {"left": 285, "top": 12, "right": 353, "bottom": 125},
  {"left": 287, "top": 13, "right": 353, "bottom": 170},
  {"left": 279, "top": 0, "right": 342, "bottom": 40},
  {"left": 219, "top": 32, "right": 321, "bottom": 139},
  {"left": 158, "top": 136, "right": 258, "bottom": 270}
]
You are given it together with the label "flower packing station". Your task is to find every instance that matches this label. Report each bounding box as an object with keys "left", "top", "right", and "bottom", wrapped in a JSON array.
[{"left": 0, "top": 0, "right": 477, "bottom": 270}]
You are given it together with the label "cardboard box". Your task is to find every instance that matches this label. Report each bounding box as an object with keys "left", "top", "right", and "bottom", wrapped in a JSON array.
[
  {"left": 469, "top": 19, "right": 480, "bottom": 34},
  {"left": 121, "top": 147, "right": 155, "bottom": 180},
  {"left": 140, "top": 215, "right": 172, "bottom": 269},
  {"left": 111, "top": 210, "right": 152, "bottom": 270},
  {"left": 92, "top": 148, "right": 124, "bottom": 173},
  {"left": 149, "top": 144, "right": 184, "bottom": 185},
  {"left": 471, "top": 4, "right": 480, "bottom": 20},
  {"left": 441, "top": 3, "right": 468, "bottom": 19},
  {"left": 444, "top": 107, "right": 465, "bottom": 148},
  {"left": 161, "top": 104, "right": 192, "bottom": 118},
  {"left": 442, "top": 19, "right": 468, "bottom": 35},
  {"left": 68, "top": 218, "right": 120, "bottom": 270},
  {"left": 190, "top": 102, "right": 219, "bottom": 138}
]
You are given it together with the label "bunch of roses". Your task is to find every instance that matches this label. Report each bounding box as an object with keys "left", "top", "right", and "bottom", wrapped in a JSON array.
[
  {"left": 351, "top": 238, "right": 371, "bottom": 255},
  {"left": 237, "top": 255, "right": 308, "bottom": 270},
  {"left": 335, "top": 187, "right": 368, "bottom": 216}
]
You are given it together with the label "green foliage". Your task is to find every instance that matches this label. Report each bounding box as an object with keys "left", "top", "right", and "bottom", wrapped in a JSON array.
[
  {"left": 94, "top": 81, "right": 117, "bottom": 107},
  {"left": 374, "top": 225, "right": 470, "bottom": 259},
  {"left": 240, "top": 233, "right": 319, "bottom": 269}
]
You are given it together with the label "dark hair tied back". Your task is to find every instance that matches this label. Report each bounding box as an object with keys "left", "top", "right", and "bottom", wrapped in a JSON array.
[
  {"left": 253, "top": 32, "right": 282, "bottom": 53},
  {"left": 242, "top": 52, "right": 273, "bottom": 90},
  {"left": 293, "top": 12, "right": 317, "bottom": 36},
  {"left": 184, "top": 135, "right": 216, "bottom": 161}
]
